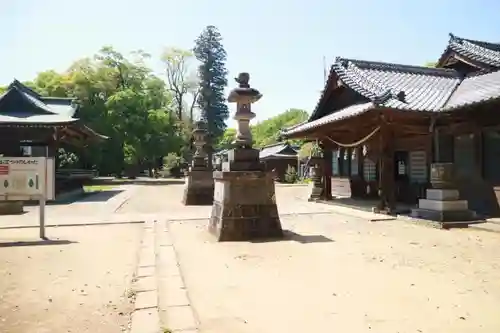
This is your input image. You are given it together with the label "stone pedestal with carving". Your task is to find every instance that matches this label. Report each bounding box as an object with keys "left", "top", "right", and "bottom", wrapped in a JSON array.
[
  {"left": 308, "top": 165, "right": 322, "bottom": 201},
  {"left": 208, "top": 72, "right": 283, "bottom": 241},
  {"left": 411, "top": 163, "right": 480, "bottom": 227},
  {"left": 182, "top": 170, "right": 214, "bottom": 205},
  {"left": 209, "top": 171, "right": 282, "bottom": 241},
  {"left": 182, "top": 121, "right": 214, "bottom": 206}
]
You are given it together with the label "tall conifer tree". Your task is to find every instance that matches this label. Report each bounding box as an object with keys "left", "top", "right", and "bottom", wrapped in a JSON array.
[{"left": 193, "top": 25, "right": 229, "bottom": 167}]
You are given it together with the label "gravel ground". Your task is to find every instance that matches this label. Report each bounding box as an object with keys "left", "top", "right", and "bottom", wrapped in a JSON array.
[
  {"left": 169, "top": 212, "right": 500, "bottom": 333},
  {"left": 0, "top": 223, "right": 141, "bottom": 333}
]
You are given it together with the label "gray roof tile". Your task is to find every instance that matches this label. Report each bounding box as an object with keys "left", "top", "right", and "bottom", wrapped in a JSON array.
[
  {"left": 259, "top": 142, "right": 297, "bottom": 159},
  {"left": 283, "top": 57, "right": 500, "bottom": 137},
  {"left": 334, "top": 58, "right": 460, "bottom": 112},
  {"left": 447, "top": 34, "right": 500, "bottom": 67},
  {"left": 445, "top": 70, "right": 500, "bottom": 109}
]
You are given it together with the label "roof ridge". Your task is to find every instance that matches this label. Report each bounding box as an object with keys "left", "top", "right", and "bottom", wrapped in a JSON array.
[
  {"left": 340, "top": 57, "right": 458, "bottom": 77},
  {"left": 9, "top": 79, "right": 42, "bottom": 98},
  {"left": 334, "top": 57, "right": 399, "bottom": 104},
  {"left": 450, "top": 33, "right": 500, "bottom": 50},
  {"left": 260, "top": 142, "right": 288, "bottom": 149}
]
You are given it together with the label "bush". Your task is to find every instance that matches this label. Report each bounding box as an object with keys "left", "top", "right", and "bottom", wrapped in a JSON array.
[{"left": 284, "top": 165, "right": 298, "bottom": 183}]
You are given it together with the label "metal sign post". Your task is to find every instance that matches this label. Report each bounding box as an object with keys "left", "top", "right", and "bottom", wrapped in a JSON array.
[{"left": 39, "top": 146, "right": 48, "bottom": 239}]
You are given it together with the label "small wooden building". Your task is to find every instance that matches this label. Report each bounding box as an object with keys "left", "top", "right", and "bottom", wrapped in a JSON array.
[
  {"left": 281, "top": 33, "right": 500, "bottom": 216},
  {"left": 259, "top": 142, "right": 298, "bottom": 181},
  {"left": 0, "top": 79, "right": 106, "bottom": 199}
]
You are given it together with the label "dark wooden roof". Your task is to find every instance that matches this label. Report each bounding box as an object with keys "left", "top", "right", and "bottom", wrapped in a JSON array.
[
  {"left": 259, "top": 142, "right": 297, "bottom": 160},
  {"left": 283, "top": 56, "right": 500, "bottom": 137},
  {"left": 0, "top": 80, "right": 107, "bottom": 141},
  {"left": 0, "top": 80, "right": 77, "bottom": 124}
]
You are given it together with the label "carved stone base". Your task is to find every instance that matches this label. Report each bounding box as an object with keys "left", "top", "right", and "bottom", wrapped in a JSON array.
[
  {"left": 308, "top": 183, "right": 323, "bottom": 202},
  {"left": 209, "top": 171, "right": 283, "bottom": 241},
  {"left": 182, "top": 170, "right": 214, "bottom": 206},
  {"left": 0, "top": 201, "right": 24, "bottom": 215}
]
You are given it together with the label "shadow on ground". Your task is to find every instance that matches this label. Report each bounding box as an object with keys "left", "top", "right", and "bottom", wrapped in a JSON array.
[
  {"left": 0, "top": 239, "right": 77, "bottom": 248},
  {"left": 91, "top": 178, "right": 185, "bottom": 186},
  {"left": 24, "top": 190, "right": 124, "bottom": 207},
  {"left": 250, "top": 230, "right": 334, "bottom": 244}
]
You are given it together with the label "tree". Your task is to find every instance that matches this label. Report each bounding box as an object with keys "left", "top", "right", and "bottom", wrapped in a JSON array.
[
  {"left": 251, "top": 108, "right": 308, "bottom": 147},
  {"left": 424, "top": 61, "right": 437, "bottom": 68},
  {"left": 193, "top": 25, "right": 229, "bottom": 168},
  {"left": 161, "top": 47, "right": 199, "bottom": 122}
]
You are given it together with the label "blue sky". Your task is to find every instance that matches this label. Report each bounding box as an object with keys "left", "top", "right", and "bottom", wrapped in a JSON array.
[{"left": 1, "top": 0, "right": 499, "bottom": 125}]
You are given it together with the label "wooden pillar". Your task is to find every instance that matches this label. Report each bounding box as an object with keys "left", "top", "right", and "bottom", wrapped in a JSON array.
[
  {"left": 378, "top": 121, "right": 396, "bottom": 211},
  {"left": 322, "top": 147, "right": 332, "bottom": 200}
]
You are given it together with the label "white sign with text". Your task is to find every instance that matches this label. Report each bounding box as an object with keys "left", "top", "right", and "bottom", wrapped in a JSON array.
[{"left": 0, "top": 157, "right": 53, "bottom": 200}]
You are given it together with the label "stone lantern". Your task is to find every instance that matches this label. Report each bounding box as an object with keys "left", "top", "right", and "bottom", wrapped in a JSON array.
[
  {"left": 308, "top": 142, "right": 323, "bottom": 202},
  {"left": 182, "top": 120, "right": 214, "bottom": 205},
  {"left": 208, "top": 72, "right": 283, "bottom": 241}
]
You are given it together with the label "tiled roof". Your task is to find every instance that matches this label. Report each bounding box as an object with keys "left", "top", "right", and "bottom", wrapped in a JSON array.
[
  {"left": 445, "top": 70, "right": 500, "bottom": 109},
  {"left": 259, "top": 142, "right": 297, "bottom": 159},
  {"left": 284, "top": 102, "right": 375, "bottom": 136},
  {"left": 283, "top": 57, "right": 500, "bottom": 137},
  {"left": 0, "top": 80, "right": 77, "bottom": 124},
  {"left": 442, "top": 34, "right": 500, "bottom": 68},
  {"left": 332, "top": 58, "right": 460, "bottom": 111}
]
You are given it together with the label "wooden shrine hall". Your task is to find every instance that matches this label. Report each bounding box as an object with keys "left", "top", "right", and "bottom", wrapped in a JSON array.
[
  {"left": 0, "top": 79, "right": 106, "bottom": 212},
  {"left": 281, "top": 33, "right": 500, "bottom": 217}
]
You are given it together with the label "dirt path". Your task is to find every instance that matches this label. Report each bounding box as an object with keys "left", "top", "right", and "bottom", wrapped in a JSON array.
[
  {"left": 0, "top": 223, "right": 141, "bottom": 333},
  {"left": 169, "top": 213, "right": 500, "bottom": 333}
]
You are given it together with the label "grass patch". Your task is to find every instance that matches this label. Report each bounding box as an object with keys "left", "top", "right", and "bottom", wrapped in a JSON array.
[{"left": 83, "top": 185, "right": 116, "bottom": 193}]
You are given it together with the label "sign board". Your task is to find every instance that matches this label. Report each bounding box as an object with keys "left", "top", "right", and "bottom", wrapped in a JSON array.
[{"left": 0, "top": 157, "right": 53, "bottom": 200}]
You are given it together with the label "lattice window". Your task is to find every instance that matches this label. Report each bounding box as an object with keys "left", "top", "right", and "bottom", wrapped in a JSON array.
[
  {"left": 409, "top": 150, "right": 427, "bottom": 183},
  {"left": 363, "top": 158, "right": 376, "bottom": 181},
  {"left": 332, "top": 149, "right": 339, "bottom": 176}
]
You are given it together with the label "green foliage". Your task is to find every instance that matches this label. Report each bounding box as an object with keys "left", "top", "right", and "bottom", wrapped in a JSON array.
[
  {"left": 284, "top": 165, "right": 298, "bottom": 183},
  {"left": 162, "top": 153, "right": 182, "bottom": 170},
  {"left": 424, "top": 61, "right": 437, "bottom": 68},
  {"left": 217, "top": 108, "right": 308, "bottom": 149},
  {"left": 9, "top": 46, "right": 189, "bottom": 176},
  {"left": 252, "top": 108, "right": 308, "bottom": 147},
  {"left": 193, "top": 25, "right": 229, "bottom": 143},
  {"left": 57, "top": 148, "right": 79, "bottom": 169}
]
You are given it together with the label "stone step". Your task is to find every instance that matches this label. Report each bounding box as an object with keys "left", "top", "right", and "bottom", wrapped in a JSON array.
[
  {"left": 411, "top": 208, "right": 478, "bottom": 222},
  {"left": 418, "top": 199, "right": 468, "bottom": 211},
  {"left": 425, "top": 189, "right": 459, "bottom": 201}
]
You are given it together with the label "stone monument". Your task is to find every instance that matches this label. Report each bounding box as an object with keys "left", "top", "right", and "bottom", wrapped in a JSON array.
[
  {"left": 411, "top": 163, "right": 479, "bottom": 227},
  {"left": 208, "top": 72, "right": 283, "bottom": 241},
  {"left": 182, "top": 120, "right": 214, "bottom": 205}
]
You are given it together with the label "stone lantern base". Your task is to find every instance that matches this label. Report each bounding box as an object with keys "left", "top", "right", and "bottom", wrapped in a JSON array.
[
  {"left": 410, "top": 163, "right": 481, "bottom": 227},
  {"left": 208, "top": 148, "right": 283, "bottom": 241},
  {"left": 0, "top": 201, "right": 24, "bottom": 215},
  {"left": 182, "top": 170, "right": 214, "bottom": 206}
]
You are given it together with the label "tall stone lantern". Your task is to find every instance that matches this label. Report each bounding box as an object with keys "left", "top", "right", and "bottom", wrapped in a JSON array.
[
  {"left": 208, "top": 73, "right": 283, "bottom": 241},
  {"left": 182, "top": 120, "right": 214, "bottom": 205}
]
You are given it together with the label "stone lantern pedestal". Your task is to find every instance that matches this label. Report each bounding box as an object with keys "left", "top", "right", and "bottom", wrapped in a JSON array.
[
  {"left": 411, "top": 163, "right": 479, "bottom": 226},
  {"left": 308, "top": 164, "right": 323, "bottom": 201},
  {"left": 208, "top": 73, "right": 283, "bottom": 241},
  {"left": 182, "top": 121, "right": 214, "bottom": 206}
]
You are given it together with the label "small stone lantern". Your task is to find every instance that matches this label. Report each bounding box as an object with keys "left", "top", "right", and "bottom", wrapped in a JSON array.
[
  {"left": 191, "top": 120, "right": 208, "bottom": 171},
  {"left": 182, "top": 120, "right": 214, "bottom": 206},
  {"left": 308, "top": 142, "right": 323, "bottom": 201}
]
